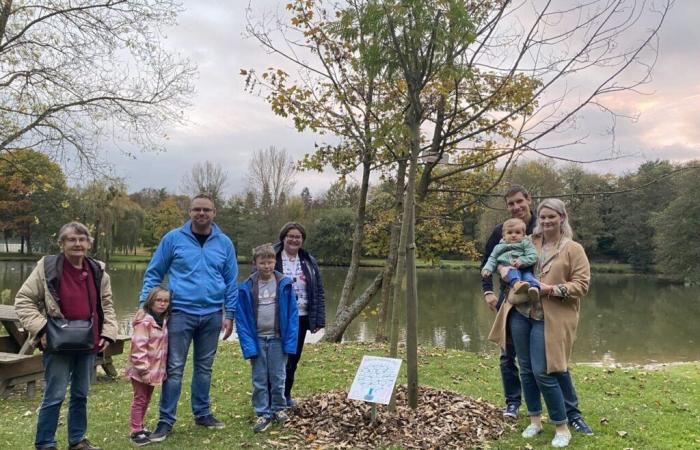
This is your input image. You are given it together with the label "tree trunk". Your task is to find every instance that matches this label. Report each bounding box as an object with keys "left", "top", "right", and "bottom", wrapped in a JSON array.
[
  {"left": 20, "top": 235, "right": 24, "bottom": 254},
  {"left": 389, "top": 174, "right": 410, "bottom": 357},
  {"left": 25, "top": 224, "right": 32, "bottom": 255},
  {"left": 0, "top": 1, "right": 13, "bottom": 47},
  {"left": 404, "top": 108, "right": 421, "bottom": 409},
  {"left": 332, "top": 153, "right": 372, "bottom": 336},
  {"left": 321, "top": 272, "right": 383, "bottom": 342},
  {"left": 375, "top": 158, "right": 407, "bottom": 343}
]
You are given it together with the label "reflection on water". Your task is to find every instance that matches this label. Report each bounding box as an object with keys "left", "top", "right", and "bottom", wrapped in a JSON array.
[{"left": 1, "top": 260, "right": 698, "bottom": 364}]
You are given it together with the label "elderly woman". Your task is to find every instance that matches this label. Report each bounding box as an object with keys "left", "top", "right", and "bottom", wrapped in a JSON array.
[
  {"left": 274, "top": 222, "right": 325, "bottom": 407},
  {"left": 489, "top": 199, "right": 591, "bottom": 448},
  {"left": 15, "top": 222, "right": 117, "bottom": 450}
]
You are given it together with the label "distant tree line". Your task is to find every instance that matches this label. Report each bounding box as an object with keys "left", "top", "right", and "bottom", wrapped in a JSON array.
[{"left": 0, "top": 148, "right": 697, "bottom": 283}]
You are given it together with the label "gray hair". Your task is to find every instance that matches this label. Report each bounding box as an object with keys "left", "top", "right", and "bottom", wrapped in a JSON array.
[
  {"left": 57, "top": 222, "right": 94, "bottom": 244},
  {"left": 533, "top": 198, "right": 573, "bottom": 239}
]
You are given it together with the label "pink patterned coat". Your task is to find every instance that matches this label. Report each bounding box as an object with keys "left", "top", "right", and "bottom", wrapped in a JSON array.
[{"left": 126, "top": 310, "right": 168, "bottom": 386}]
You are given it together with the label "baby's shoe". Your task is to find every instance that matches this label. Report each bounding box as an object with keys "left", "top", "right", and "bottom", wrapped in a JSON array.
[
  {"left": 527, "top": 286, "right": 540, "bottom": 302},
  {"left": 507, "top": 288, "right": 529, "bottom": 305},
  {"left": 513, "top": 281, "right": 530, "bottom": 294}
]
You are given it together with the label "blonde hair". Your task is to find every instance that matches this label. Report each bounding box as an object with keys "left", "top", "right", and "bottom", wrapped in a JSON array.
[
  {"left": 533, "top": 198, "right": 573, "bottom": 239},
  {"left": 252, "top": 243, "right": 276, "bottom": 262},
  {"left": 502, "top": 218, "right": 526, "bottom": 235}
]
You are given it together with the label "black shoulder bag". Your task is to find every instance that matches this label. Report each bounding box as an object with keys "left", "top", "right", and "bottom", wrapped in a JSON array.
[{"left": 45, "top": 271, "right": 95, "bottom": 353}]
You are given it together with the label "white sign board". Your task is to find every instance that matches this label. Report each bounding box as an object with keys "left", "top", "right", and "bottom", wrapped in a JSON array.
[{"left": 348, "top": 355, "right": 402, "bottom": 405}]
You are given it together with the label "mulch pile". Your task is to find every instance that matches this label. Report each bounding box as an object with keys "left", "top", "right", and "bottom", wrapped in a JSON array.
[{"left": 271, "top": 386, "right": 512, "bottom": 449}]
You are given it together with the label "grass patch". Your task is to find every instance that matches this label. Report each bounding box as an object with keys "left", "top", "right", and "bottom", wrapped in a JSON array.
[{"left": 0, "top": 343, "right": 697, "bottom": 449}]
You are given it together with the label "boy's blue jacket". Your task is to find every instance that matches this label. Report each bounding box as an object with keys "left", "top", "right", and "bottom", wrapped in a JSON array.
[
  {"left": 235, "top": 271, "right": 299, "bottom": 359},
  {"left": 140, "top": 220, "right": 238, "bottom": 319}
]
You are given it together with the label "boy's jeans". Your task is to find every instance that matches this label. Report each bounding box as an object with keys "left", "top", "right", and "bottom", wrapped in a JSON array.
[
  {"left": 159, "top": 310, "right": 222, "bottom": 426},
  {"left": 36, "top": 352, "right": 95, "bottom": 448},
  {"left": 251, "top": 337, "right": 287, "bottom": 417},
  {"left": 506, "top": 267, "right": 540, "bottom": 289}
]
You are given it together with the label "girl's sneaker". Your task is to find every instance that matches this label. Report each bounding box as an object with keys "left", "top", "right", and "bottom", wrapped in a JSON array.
[{"left": 129, "top": 430, "right": 150, "bottom": 446}]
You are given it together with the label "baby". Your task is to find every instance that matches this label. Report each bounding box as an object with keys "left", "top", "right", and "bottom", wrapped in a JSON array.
[{"left": 481, "top": 218, "right": 540, "bottom": 304}]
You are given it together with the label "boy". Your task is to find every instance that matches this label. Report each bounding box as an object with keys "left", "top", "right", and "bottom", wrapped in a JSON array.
[
  {"left": 481, "top": 218, "right": 540, "bottom": 305},
  {"left": 235, "top": 243, "right": 299, "bottom": 433}
]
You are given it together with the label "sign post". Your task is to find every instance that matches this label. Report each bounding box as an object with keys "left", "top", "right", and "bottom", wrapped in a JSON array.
[{"left": 348, "top": 355, "right": 402, "bottom": 424}]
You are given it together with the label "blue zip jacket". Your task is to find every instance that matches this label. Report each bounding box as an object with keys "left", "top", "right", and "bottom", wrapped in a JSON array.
[
  {"left": 235, "top": 271, "right": 298, "bottom": 359},
  {"left": 140, "top": 220, "right": 238, "bottom": 319}
]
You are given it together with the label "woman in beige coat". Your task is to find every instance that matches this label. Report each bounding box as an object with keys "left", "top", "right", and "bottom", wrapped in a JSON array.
[
  {"left": 489, "top": 199, "right": 590, "bottom": 448},
  {"left": 15, "top": 222, "right": 117, "bottom": 450}
]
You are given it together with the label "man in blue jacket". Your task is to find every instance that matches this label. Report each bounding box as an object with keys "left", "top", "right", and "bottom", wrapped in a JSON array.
[{"left": 140, "top": 194, "right": 238, "bottom": 442}]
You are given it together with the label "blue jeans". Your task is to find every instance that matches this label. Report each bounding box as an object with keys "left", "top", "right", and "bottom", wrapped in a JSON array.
[
  {"left": 251, "top": 337, "right": 287, "bottom": 417},
  {"left": 36, "top": 352, "right": 95, "bottom": 448},
  {"left": 508, "top": 310, "right": 567, "bottom": 424},
  {"left": 506, "top": 267, "right": 540, "bottom": 289},
  {"left": 159, "top": 310, "right": 222, "bottom": 426}
]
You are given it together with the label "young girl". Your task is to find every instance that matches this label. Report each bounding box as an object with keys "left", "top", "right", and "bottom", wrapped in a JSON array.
[{"left": 126, "top": 287, "right": 171, "bottom": 446}]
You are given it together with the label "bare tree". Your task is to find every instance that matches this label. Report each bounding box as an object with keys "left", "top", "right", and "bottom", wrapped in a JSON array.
[
  {"left": 246, "top": 146, "right": 297, "bottom": 208},
  {"left": 181, "top": 161, "right": 229, "bottom": 205},
  {"left": 0, "top": 0, "right": 195, "bottom": 171}
]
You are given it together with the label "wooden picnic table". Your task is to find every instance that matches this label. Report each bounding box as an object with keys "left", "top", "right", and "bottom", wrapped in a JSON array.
[{"left": 0, "top": 304, "right": 127, "bottom": 396}]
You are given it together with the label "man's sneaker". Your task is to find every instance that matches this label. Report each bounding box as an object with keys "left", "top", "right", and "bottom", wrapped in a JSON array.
[
  {"left": 503, "top": 403, "right": 519, "bottom": 419},
  {"left": 129, "top": 430, "right": 150, "bottom": 446},
  {"left": 274, "top": 411, "right": 290, "bottom": 424},
  {"left": 68, "top": 439, "right": 101, "bottom": 450},
  {"left": 148, "top": 423, "right": 172, "bottom": 443},
  {"left": 194, "top": 414, "right": 225, "bottom": 429},
  {"left": 569, "top": 417, "right": 594, "bottom": 435},
  {"left": 253, "top": 416, "right": 272, "bottom": 433}
]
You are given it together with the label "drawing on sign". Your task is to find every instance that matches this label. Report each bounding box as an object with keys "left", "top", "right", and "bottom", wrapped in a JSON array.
[{"left": 348, "top": 355, "right": 402, "bottom": 405}]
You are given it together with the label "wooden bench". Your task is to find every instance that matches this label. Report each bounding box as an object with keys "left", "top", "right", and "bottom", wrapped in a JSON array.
[{"left": 1, "top": 305, "right": 131, "bottom": 395}]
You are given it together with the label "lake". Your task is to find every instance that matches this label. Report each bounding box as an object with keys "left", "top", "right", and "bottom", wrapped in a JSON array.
[{"left": 1, "top": 260, "right": 697, "bottom": 365}]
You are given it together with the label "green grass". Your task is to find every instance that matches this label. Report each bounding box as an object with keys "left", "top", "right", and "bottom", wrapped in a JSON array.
[{"left": 1, "top": 343, "right": 698, "bottom": 449}]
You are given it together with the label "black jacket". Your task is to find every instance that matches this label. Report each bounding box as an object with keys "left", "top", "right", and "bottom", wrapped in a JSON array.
[{"left": 274, "top": 243, "right": 326, "bottom": 330}]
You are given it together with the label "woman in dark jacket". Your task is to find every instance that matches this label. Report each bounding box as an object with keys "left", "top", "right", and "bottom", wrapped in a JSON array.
[{"left": 274, "top": 222, "right": 325, "bottom": 406}]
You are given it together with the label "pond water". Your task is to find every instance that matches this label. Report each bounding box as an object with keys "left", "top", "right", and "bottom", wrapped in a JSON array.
[{"left": 1, "top": 260, "right": 697, "bottom": 364}]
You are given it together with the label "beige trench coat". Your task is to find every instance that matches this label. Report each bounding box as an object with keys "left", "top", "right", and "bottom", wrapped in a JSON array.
[
  {"left": 488, "top": 235, "right": 590, "bottom": 373},
  {"left": 14, "top": 256, "right": 118, "bottom": 345}
]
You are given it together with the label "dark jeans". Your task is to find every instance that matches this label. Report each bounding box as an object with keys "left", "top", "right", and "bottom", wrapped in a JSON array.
[
  {"left": 35, "top": 352, "right": 95, "bottom": 448},
  {"left": 284, "top": 315, "right": 309, "bottom": 400},
  {"left": 159, "top": 310, "right": 222, "bottom": 426}
]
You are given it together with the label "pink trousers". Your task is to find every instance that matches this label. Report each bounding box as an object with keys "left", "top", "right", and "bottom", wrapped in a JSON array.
[{"left": 130, "top": 379, "right": 155, "bottom": 433}]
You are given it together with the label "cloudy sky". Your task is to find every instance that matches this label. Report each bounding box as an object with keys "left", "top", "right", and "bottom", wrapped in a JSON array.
[{"left": 105, "top": 0, "right": 700, "bottom": 198}]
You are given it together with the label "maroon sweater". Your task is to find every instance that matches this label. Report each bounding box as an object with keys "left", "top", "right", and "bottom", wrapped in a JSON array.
[{"left": 59, "top": 258, "right": 100, "bottom": 352}]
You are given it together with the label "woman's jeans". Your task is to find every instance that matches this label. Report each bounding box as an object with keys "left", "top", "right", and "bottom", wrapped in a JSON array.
[
  {"left": 508, "top": 310, "right": 568, "bottom": 424},
  {"left": 159, "top": 310, "right": 222, "bottom": 427},
  {"left": 36, "top": 352, "right": 95, "bottom": 448},
  {"left": 251, "top": 337, "right": 287, "bottom": 417}
]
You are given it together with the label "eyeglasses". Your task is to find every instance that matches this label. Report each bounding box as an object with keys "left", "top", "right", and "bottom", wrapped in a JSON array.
[
  {"left": 64, "top": 237, "right": 89, "bottom": 244},
  {"left": 286, "top": 234, "right": 303, "bottom": 241},
  {"left": 191, "top": 207, "right": 213, "bottom": 213}
]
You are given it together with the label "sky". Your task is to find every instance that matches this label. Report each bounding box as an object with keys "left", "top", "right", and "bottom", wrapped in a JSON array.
[{"left": 104, "top": 0, "right": 700, "bottom": 198}]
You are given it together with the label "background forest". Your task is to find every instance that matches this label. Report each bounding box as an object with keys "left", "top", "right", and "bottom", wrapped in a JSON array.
[{"left": 1, "top": 147, "right": 697, "bottom": 284}]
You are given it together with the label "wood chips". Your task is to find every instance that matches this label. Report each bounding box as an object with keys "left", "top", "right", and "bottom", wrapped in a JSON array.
[{"left": 271, "top": 386, "right": 512, "bottom": 449}]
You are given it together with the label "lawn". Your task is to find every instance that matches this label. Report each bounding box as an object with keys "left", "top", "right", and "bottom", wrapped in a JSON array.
[{"left": 1, "top": 342, "right": 698, "bottom": 449}]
